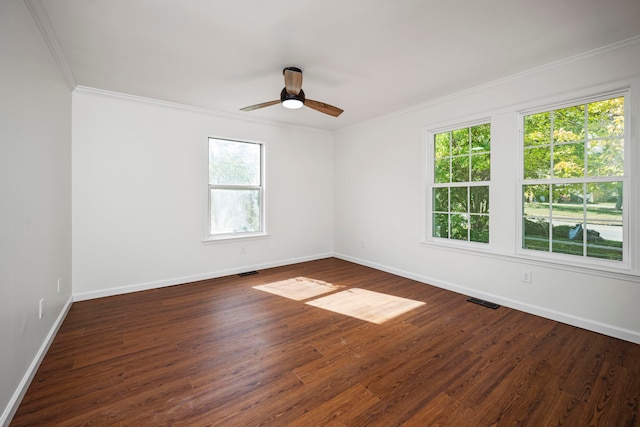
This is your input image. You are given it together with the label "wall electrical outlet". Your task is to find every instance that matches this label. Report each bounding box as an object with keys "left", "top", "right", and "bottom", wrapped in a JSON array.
[
  {"left": 38, "top": 298, "right": 44, "bottom": 319},
  {"left": 521, "top": 270, "right": 533, "bottom": 283},
  {"left": 57, "top": 278, "right": 61, "bottom": 293}
]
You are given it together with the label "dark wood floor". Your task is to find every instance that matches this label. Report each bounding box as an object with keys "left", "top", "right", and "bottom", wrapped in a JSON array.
[{"left": 11, "top": 258, "right": 640, "bottom": 426}]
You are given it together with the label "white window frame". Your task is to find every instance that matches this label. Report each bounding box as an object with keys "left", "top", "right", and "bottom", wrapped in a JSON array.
[
  {"left": 517, "top": 90, "right": 631, "bottom": 272},
  {"left": 425, "top": 119, "right": 492, "bottom": 249},
  {"left": 204, "top": 137, "right": 267, "bottom": 242}
]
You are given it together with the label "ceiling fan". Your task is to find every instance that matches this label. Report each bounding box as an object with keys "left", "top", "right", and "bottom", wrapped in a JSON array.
[{"left": 240, "top": 67, "right": 343, "bottom": 117}]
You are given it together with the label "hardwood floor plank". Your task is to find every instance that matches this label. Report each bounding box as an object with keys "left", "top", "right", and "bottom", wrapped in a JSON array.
[
  {"left": 399, "top": 392, "right": 471, "bottom": 426},
  {"left": 463, "top": 355, "right": 553, "bottom": 425},
  {"left": 56, "top": 376, "right": 193, "bottom": 427},
  {"left": 522, "top": 387, "right": 585, "bottom": 427},
  {"left": 349, "top": 344, "right": 484, "bottom": 425},
  {"left": 362, "top": 330, "right": 477, "bottom": 400},
  {"left": 20, "top": 362, "right": 125, "bottom": 409},
  {"left": 287, "top": 383, "right": 380, "bottom": 426},
  {"left": 578, "top": 362, "right": 638, "bottom": 427},
  {"left": 175, "top": 372, "right": 305, "bottom": 426},
  {"left": 10, "top": 258, "right": 640, "bottom": 426}
]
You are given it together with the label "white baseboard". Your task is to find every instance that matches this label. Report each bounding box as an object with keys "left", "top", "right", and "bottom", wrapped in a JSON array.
[
  {"left": 1, "top": 296, "right": 73, "bottom": 427},
  {"left": 73, "top": 253, "right": 334, "bottom": 301},
  {"left": 334, "top": 252, "right": 640, "bottom": 345}
]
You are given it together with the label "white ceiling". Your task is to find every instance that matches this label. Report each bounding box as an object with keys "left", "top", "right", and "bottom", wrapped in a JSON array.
[{"left": 35, "top": 0, "right": 640, "bottom": 131}]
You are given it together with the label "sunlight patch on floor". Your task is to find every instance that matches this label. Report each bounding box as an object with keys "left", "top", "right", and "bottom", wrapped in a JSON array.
[
  {"left": 305, "top": 288, "right": 426, "bottom": 324},
  {"left": 253, "top": 277, "right": 344, "bottom": 301}
]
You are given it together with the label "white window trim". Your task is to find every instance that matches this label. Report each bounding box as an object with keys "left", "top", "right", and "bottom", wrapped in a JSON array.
[
  {"left": 202, "top": 137, "right": 268, "bottom": 243},
  {"left": 424, "top": 118, "right": 492, "bottom": 251},
  {"left": 516, "top": 89, "right": 632, "bottom": 273}
]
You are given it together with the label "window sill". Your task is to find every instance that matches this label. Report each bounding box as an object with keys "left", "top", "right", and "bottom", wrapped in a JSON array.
[
  {"left": 420, "top": 238, "right": 494, "bottom": 254},
  {"left": 419, "top": 240, "right": 639, "bottom": 282},
  {"left": 202, "top": 232, "right": 270, "bottom": 244}
]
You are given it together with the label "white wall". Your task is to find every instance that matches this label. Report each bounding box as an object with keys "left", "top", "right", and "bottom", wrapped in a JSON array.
[
  {"left": 334, "top": 39, "right": 640, "bottom": 344},
  {"left": 0, "top": 1, "right": 72, "bottom": 424},
  {"left": 72, "top": 89, "right": 334, "bottom": 299}
]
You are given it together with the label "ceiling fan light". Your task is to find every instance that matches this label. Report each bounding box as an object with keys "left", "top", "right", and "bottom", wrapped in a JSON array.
[
  {"left": 280, "top": 88, "right": 305, "bottom": 110},
  {"left": 282, "top": 98, "right": 304, "bottom": 109}
]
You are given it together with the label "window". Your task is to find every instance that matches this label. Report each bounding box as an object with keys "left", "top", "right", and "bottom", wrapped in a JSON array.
[
  {"left": 431, "top": 123, "right": 491, "bottom": 243},
  {"left": 208, "top": 137, "right": 264, "bottom": 238},
  {"left": 521, "top": 94, "right": 625, "bottom": 262}
]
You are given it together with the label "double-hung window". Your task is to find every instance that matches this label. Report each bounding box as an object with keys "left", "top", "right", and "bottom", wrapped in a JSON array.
[
  {"left": 208, "top": 137, "right": 264, "bottom": 238},
  {"left": 521, "top": 94, "right": 626, "bottom": 263},
  {"left": 430, "top": 122, "right": 491, "bottom": 243}
]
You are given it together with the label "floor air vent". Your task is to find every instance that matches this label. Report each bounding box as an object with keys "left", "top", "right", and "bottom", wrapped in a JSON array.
[
  {"left": 467, "top": 297, "right": 500, "bottom": 309},
  {"left": 238, "top": 271, "right": 258, "bottom": 277}
]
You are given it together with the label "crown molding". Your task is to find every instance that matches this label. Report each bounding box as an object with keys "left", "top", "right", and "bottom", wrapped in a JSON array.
[
  {"left": 74, "top": 86, "right": 334, "bottom": 136},
  {"left": 24, "top": 0, "right": 76, "bottom": 91},
  {"left": 337, "top": 35, "right": 640, "bottom": 134}
]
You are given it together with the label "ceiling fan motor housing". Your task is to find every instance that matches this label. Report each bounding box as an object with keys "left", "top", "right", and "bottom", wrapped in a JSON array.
[{"left": 280, "top": 88, "right": 305, "bottom": 106}]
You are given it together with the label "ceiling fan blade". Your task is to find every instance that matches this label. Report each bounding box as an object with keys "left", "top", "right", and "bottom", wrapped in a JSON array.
[
  {"left": 305, "top": 99, "right": 344, "bottom": 117},
  {"left": 283, "top": 67, "right": 302, "bottom": 95},
  {"left": 240, "top": 100, "right": 280, "bottom": 112}
]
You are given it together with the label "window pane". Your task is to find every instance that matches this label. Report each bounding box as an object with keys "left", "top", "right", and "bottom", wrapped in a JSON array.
[
  {"left": 470, "top": 215, "right": 489, "bottom": 243},
  {"left": 587, "top": 138, "right": 623, "bottom": 177},
  {"left": 450, "top": 187, "right": 467, "bottom": 212},
  {"left": 471, "top": 153, "right": 490, "bottom": 181},
  {"left": 551, "top": 219, "right": 583, "bottom": 256},
  {"left": 524, "top": 146, "right": 551, "bottom": 179},
  {"left": 210, "top": 189, "right": 260, "bottom": 234},
  {"left": 471, "top": 124, "right": 490, "bottom": 152},
  {"left": 523, "top": 217, "right": 549, "bottom": 251},
  {"left": 588, "top": 97, "right": 624, "bottom": 138},
  {"left": 433, "top": 187, "right": 449, "bottom": 212},
  {"left": 434, "top": 158, "right": 450, "bottom": 183},
  {"left": 450, "top": 214, "right": 468, "bottom": 241},
  {"left": 451, "top": 128, "right": 469, "bottom": 155},
  {"left": 553, "top": 105, "right": 584, "bottom": 142},
  {"left": 551, "top": 183, "right": 583, "bottom": 220},
  {"left": 523, "top": 184, "right": 549, "bottom": 217},
  {"left": 523, "top": 183, "right": 550, "bottom": 252},
  {"left": 553, "top": 142, "right": 584, "bottom": 178},
  {"left": 585, "top": 182, "right": 623, "bottom": 220},
  {"left": 585, "top": 182, "right": 623, "bottom": 261},
  {"left": 433, "top": 213, "right": 449, "bottom": 238},
  {"left": 470, "top": 186, "right": 489, "bottom": 213},
  {"left": 586, "top": 223, "right": 623, "bottom": 261},
  {"left": 209, "top": 139, "right": 261, "bottom": 185},
  {"left": 522, "top": 185, "right": 551, "bottom": 218},
  {"left": 451, "top": 156, "right": 469, "bottom": 182},
  {"left": 435, "top": 132, "right": 450, "bottom": 158},
  {"left": 550, "top": 183, "right": 584, "bottom": 256},
  {"left": 524, "top": 112, "right": 551, "bottom": 146}
]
